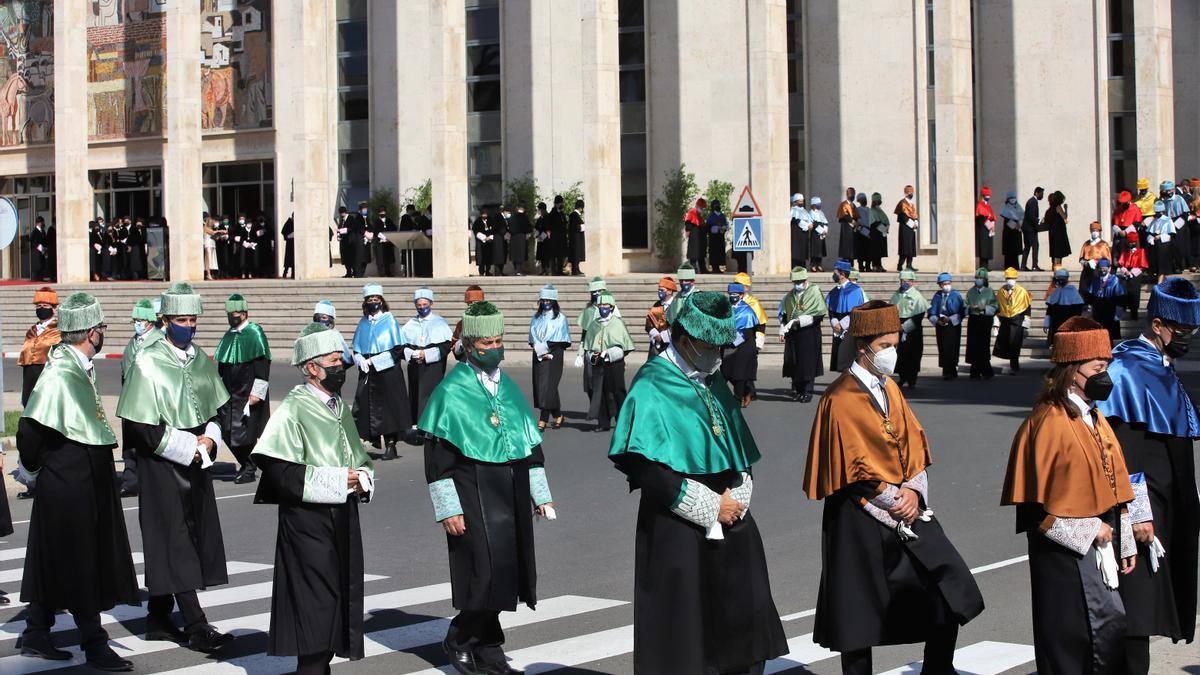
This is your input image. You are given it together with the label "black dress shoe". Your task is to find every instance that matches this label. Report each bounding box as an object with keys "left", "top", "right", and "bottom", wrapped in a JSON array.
[
  {"left": 119, "top": 488, "right": 137, "bottom": 498},
  {"left": 443, "top": 639, "right": 477, "bottom": 675},
  {"left": 16, "top": 490, "right": 34, "bottom": 500},
  {"left": 233, "top": 469, "right": 257, "bottom": 484},
  {"left": 187, "top": 625, "right": 233, "bottom": 654},
  {"left": 20, "top": 636, "right": 71, "bottom": 660},
  {"left": 799, "top": 394, "right": 813, "bottom": 403},
  {"left": 86, "top": 645, "right": 134, "bottom": 672},
  {"left": 479, "top": 662, "right": 524, "bottom": 675},
  {"left": 145, "top": 621, "right": 188, "bottom": 644},
  {"left": 382, "top": 443, "right": 398, "bottom": 461}
]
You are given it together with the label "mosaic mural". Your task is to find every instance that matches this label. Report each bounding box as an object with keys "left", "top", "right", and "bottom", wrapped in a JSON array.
[
  {"left": 0, "top": 1, "right": 54, "bottom": 147},
  {"left": 87, "top": 0, "right": 167, "bottom": 140},
  {"left": 201, "top": 0, "right": 271, "bottom": 131}
]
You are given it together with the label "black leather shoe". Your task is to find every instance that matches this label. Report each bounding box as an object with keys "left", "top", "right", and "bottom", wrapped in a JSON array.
[
  {"left": 186, "top": 625, "right": 233, "bottom": 654},
  {"left": 86, "top": 645, "right": 134, "bottom": 672},
  {"left": 382, "top": 443, "right": 398, "bottom": 461},
  {"left": 233, "top": 469, "right": 257, "bottom": 484},
  {"left": 145, "top": 622, "right": 188, "bottom": 644},
  {"left": 119, "top": 488, "right": 137, "bottom": 498},
  {"left": 20, "top": 636, "right": 71, "bottom": 660},
  {"left": 799, "top": 394, "right": 813, "bottom": 403},
  {"left": 479, "top": 662, "right": 524, "bottom": 675},
  {"left": 443, "top": 639, "right": 477, "bottom": 675}
]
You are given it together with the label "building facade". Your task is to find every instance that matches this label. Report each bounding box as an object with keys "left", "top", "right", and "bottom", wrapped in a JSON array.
[{"left": 0, "top": 0, "right": 1195, "bottom": 282}]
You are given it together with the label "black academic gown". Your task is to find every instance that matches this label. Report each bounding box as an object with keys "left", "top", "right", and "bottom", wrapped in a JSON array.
[
  {"left": 588, "top": 351, "right": 628, "bottom": 424},
  {"left": 425, "top": 439, "right": 544, "bottom": 612},
  {"left": 16, "top": 419, "right": 140, "bottom": 614},
  {"left": 406, "top": 341, "right": 452, "bottom": 426},
  {"left": 126, "top": 225, "right": 148, "bottom": 280},
  {"left": 346, "top": 215, "right": 369, "bottom": 278},
  {"left": 782, "top": 321, "right": 823, "bottom": 392},
  {"left": 112, "top": 224, "right": 129, "bottom": 279},
  {"left": 721, "top": 326, "right": 759, "bottom": 400},
  {"left": 370, "top": 216, "right": 397, "bottom": 276},
  {"left": 124, "top": 418, "right": 229, "bottom": 595},
  {"left": 975, "top": 214, "right": 993, "bottom": 265},
  {"left": 896, "top": 318, "right": 924, "bottom": 385},
  {"left": 508, "top": 212, "right": 531, "bottom": 268},
  {"left": 353, "top": 346, "right": 412, "bottom": 441},
  {"left": 897, "top": 211, "right": 918, "bottom": 258},
  {"left": 1046, "top": 301, "right": 1085, "bottom": 347},
  {"left": 100, "top": 228, "right": 116, "bottom": 278},
  {"left": 791, "top": 215, "right": 811, "bottom": 267},
  {"left": 568, "top": 210, "right": 586, "bottom": 265},
  {"left": 531, "top": 342, "right": 569, "bottom": 411},
  {"left": 472, "top": 217, "right": 499, "bottom": 274},
  {"left": 993, "top": 309, "right": 1029, "bottom": 363},
  {"left": 29, "top": 226, "right": 48, "bottom": 280},
  {"left": 217, "top": 356, "right": 271, "bottom": 450},
  {"left": 254, "top": 219, "right": 276, "bottom": 278},
  {"left": 255, "top": 457, "right": 365, "bottom": 660},
  {"left": 89, "top": 227, "right": 103, "bottom": 278},
  {"left": 837, "top": 204, "right": 856, "bottom": 260},
  {"left": 281, "top": 217, "right": 295, "bottom": 271},
  {"left": 611, "top": 454, "right": 788, "bottom": 673},
  {"left": 1109, "top": 421, "right": 1198, "bottom": 643}
]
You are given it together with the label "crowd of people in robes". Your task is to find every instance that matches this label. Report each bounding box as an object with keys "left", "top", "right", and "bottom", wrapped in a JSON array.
[{"left": 201, "top": 212, "right": 276, "bottom": 281}]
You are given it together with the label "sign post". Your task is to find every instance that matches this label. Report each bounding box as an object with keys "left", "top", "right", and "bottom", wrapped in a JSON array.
[{"left": 730, "top": 186, "right": 764, "bottom": 276}]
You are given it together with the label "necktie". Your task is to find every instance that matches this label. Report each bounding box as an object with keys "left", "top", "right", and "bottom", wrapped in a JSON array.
[{"left": 327, "top": 398, "right": 338, "bottom": 415}]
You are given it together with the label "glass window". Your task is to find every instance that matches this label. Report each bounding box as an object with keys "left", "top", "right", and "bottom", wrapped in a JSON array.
[
  {"left": 621, "top": 195, "right": 649, "bottom": 249},
  {"left": 467, "top": 111, "right": 502, "bottom": 143},
  {"left": 466, "top": 7, "right": 500, "bottom": 42},
  {"left": 468, "top": 80, "right": 502, "bottom": 113},
  {"left": 114, "top": 170, "right": 151, "bottom": 189},
  {"left": 338, "top": 21, "right": 368, "bottom": 53},
  {"left": 468, "top": 44, "right": 501, "bottom": 77},
  {"left": 620, "top": 133, "right": 646, "bottom": 175},
  {"left": 219, "top": 163, "right": 261, "bottom": 184},
  {"left": 336, "top": 0, "right": 367, "bottom": 21},
  {"left": 27, "top": 175, "right": 47, "bottom": 193},
  {"left": 618, "top": 33, "right": 645, "bottom": 65},
  {"left": 263, "top": 161, "right": 274, "bottom": 181},
  {"left": 469, "top": 142, "right": 503, "bottom": 176},
  {"left": 1108, "top": 38, "right": 1133, "bottom": 79},
  {"left": 339, "top": 54, "right": 368, "bottom": 88},
  {"left": 340, "top": 90, "right": 369, "bottom": 121},
  {"left": 340, "top": 151, "right": 370, "bottom": 184},
  {"left": 618, "top": 0, "right": 644, "bottom": 29},
  {"left": 619, "top": 71, "right": 646, "bottom": 103}
]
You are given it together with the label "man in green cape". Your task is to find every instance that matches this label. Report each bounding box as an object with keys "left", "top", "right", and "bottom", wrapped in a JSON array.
[
  {"left": 609, "top": 291, "right": 787, "bottom": 673},
  {"left": 420, "top": 301, "right": 555, "bottom": 675},
  {"left": 889, "top": 269, "right": 932, "bottom": 389},
  {"left": 778, "top": 266, "right": 827, "bottom": 402},
  {"left": 582, "top": 291, "right": 635, "bottom": 431},
  {"left": 116, "top": 282, "right": 233, "bottom": 653},
  {"left": 16, "top": 292, "right": 140, "bottom": 671},
  {"left": 252, "top": 323, "right": 375, "bottom": 675},
  {"left": 214, "top": 293, "right": 272, "bottom": 484},
  {"left": 118, "top": 297, "right": 163, "bottom": 497},
  {"left": 665, "top": 262, "right": 697, "bottom": 323}
]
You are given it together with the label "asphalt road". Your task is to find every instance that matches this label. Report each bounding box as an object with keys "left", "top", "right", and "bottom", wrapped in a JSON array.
[{"left": 1, "top": 357, "right": 1197, "bottom": 674}]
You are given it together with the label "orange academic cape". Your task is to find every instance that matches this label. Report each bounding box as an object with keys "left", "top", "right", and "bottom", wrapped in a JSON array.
[
  {"left": 1002, "top": 402, "right": 1134, "bottom": 520},
  {"left": 17, "top": 321, "right": 59, "bottom": 366},
  {"left": 804, "top": 370, "right": 932, "bottom": 500}
]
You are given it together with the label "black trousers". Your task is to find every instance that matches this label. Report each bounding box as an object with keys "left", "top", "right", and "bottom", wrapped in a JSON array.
[
  {"left": 230, "top": 444, "right": 257, "bottom": 473},
  {"left": 1021, "top": 231, "right": 1039, "bottom": 268},
  {"left": 447, "top": 610, "right": 506, "bottom": 667},
  {"left": 840, "top": 623, "right": 958, "bottom": 675},
  {"left": 297, "top": 650, "right": 334, "bottom": 675},
  {"left": 1124, "top": 636, "right": 1150, "bottom": 675},
  {"left": 24, "top": 602, "right": 109, "bottom": 652},
  {"left": 120, "top": 445, "right": 138, "bottom": 493},
  {"left": 148, "top": 590, "right": 207, "bottom": 633}
]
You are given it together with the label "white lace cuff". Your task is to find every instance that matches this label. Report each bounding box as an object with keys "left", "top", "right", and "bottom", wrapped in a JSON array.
[
  {"left": 529, "top": 467, "right": 553, "bottom": 506},
  {"left": 1120, "top": 511, "right": 1136, "bottom": 559},
  {"left": 159, "top": 428, "right": 199, "bottom": 466},
  {"left": 204, "top": 421, "right": 222, "bottom": 450},
  {"left": 533, "top": 342, "right": 550, "bottom": 358},
  {"left": 901, "top": 470, "right": 930, "bottom": 508},
  {"left": 303, "top": 466, "right": 348, "bottom": 504},
  {"left": 659, "top": 329, "right": 672, "bottom": 344},
  {"left": 250, "top": 378, "right": 269, "bottom": 400},
  {"left": 605, "top": 346, "right": 626, "bottom": 362},
  {"left": 429, "top": 478, "right": 463, "bottom": 521},
  {"left": 729, "top": 472, "right": 752, "bottom": 517},
  {"left": 1128, "top": 473, "right": 1153, "bottom": 524},
  {"left": 423, "top": 347, "right": 442, "bottom": 363},
  {"left": 1042, "top": 516, "right": 1102, "bottom": 556},
  {"left": 868, "top": 484, "right": 902, "bottom": 510},
  {"left": 671, "top": 478, "right": 720, "bottom": 529},
  {"left": 862, "top": 501, "right": 900, "bottom": 529}
]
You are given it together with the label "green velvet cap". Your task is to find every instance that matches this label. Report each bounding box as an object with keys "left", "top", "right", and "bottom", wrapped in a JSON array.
[
  {"left": 587, "top": 276, "right": 607, "bottom": 292},
  {"left": 790, "top": 267, "right": 808, "bottom": 282},
  {"left": 677, "top": 262, "right": 697, "bottom": 281},
  {"left": 671, "top": 290, "right": 736, "bottom": 346},
  {"left": 160, "top": 282, "right": 203, "bottom": 316},
  {"left": 900, "top": 270, "right": 917, "bottom": 281},
  {"left": 292, "top": 322, "right": 347, "bottom": 365},
  {"left": 975, "top": 267, "right": 989, "bottom": 279},
  {"left": 131, "top": 298, "right": 157, "bottom": 321},
  {"left": 461, "top": 301, "right": 506, "bottom": 339},
  {"left": 225, "top": 293, "right": 248, "bottom": 313},
  {"left": 58, "top": 292, "right": 105, "bottom": 333},
  {"left": 597, "top": 292, "right": 615, "bottom": 306}
]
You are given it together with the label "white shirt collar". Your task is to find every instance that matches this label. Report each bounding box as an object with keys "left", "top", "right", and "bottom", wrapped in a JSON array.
[
  {"left": 467, "top": 361, "right": 502, "bottom": 393},
  {"left": 849, "top": 360, "right": 886, "bottom": 392},
  {"left": 1138, "top": 334, "right": 1172, "bottom": 366},
  {"left": 166, "top": 340, "right": 196, "bottom": 363},
  {"left": 231, "top": 319, "right": 248, "bottom": 333},
  {"left": 1068, "top": 391, "right": 1096, "bottom": 427},
  {"left": 305, "top": 382, "right": 337, "bottom": 406},
  {"left": 661, "top": 344, "right": 705, "bottom": 382},
  {"left": 68, "top": 344, "right": 94, "bottom": 372}
]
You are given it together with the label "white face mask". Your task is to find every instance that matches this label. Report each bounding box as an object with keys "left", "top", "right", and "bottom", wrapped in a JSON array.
[
  {"left": 868, "top": 345, "right": 898, "bottom": 376},
  {"left": 1005, "top": 279, "right": 1016, "bottom": 288},
  {"left": 1091, "top": 232, "right": 1100, "bottom": 241},
  {"left": 941, "top": 284, "right": 953, "bottom": 293},
  {"left": 683, "top": 338, "right": 722, "bottom": 374}
]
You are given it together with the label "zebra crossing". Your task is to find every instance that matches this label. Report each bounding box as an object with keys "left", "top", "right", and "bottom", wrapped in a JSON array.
[{"left": 0, "top": 539, "right": 1039, "bottom": 674}]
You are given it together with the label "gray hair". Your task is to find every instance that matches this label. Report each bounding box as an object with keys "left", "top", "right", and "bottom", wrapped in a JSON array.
[{"left": 58, "top": 329, "right": 92, "bottom": 346}]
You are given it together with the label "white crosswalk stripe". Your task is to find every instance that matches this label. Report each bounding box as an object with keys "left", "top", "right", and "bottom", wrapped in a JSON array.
[
  {"left": 0, "top": 547, "right": 29, "bottom": 562},
  {"left": 0, "top": 554, "right": 146, "bottom": 584},
  {"left": 878, "top": 641, "right": 1036, "bottom": 675}
]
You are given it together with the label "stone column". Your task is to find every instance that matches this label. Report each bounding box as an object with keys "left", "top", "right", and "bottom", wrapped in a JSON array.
[
  {"left": 1134, "top": 0, "right": 1175, "bottom": 183},
  {"left": 273, "top": 0, "right": 337, "bottom": 280},
  {"left": 52, "top": 0, "right": 90, "bottom": 283},
  {"left": 932, "top": 0, "right": 977, "bottom": 273},
  {"left": 579, "top": 0, "right": 622, "bottom": 274},
  {"left": 396, "top": 2, "right": 433, "bottom": 197},
  {"left": 746, "top": 0, "right": 790, "bottom": 274},
  {"left": 430, "top": 0, "right": 471, "bottom": 277},
  {"left": 369, "top": 1, "right": 400, "bottom": 195},
  {"left": 163, "top": 0, "right": 203, "bottom": 282}
]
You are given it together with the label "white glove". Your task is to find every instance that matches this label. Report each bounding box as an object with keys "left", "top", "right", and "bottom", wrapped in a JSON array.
[
  {"left": 256, "top": 229, "right": 265, "bottom": 237},
  {"left": 778, "top": 320, "right": 793, "bottom": 337},
  {"left": 476, "top": 233, "right": 487, "bottom": 242},
  {"left": 1096, "top": 542, "right": 1120, "bottom": 590},
  {"left": 338, "top": 227, "right": 348, "bottom": 235},
  {"left": 1148, "top": 536, "right": 1167, "bottom": 574},
  {"left": 901, "top": 318, "right": 916, "bottom": 334},
  {"left": 1088, "top": 259, "right": 1098, "bottom": 269},
  {"left": 754, "top": 333, "right": 765, "bottom": 350},
  {"left": 243, "top": 241, "right": 253, "bottom": 249},
  {"left": 533, "top": 341, "right": 550, "bottom": 358},
  {"left": 1131, "top": 267, "right": 1142, "bottom": 277},
  {"left": 1022, "top": 317, "right": 1031, "bottom": 330},
  {"left": 1160, "top": 233, "right": 1172, "bottom": 243},
  {"left": 354, "top": 354, "right": 369, "bottom": 373},
  {"left": 949, "top": 313, "right": 961, "bottom": 326},
  {"left": 908, "top": 219, "right": 919, "bottom": 230},
  {"left": 378, "top": 234, "right": 387, "bottom": 243},
  {"left": 403, "top": 347, "right": 415, "bottom": 362},
  {"left": 1042, "top": 315, "right": 1051, "bottom": 332},
  {"left": 579, "top": 224, "right": 586, "bottom": 233},
  {"left": 365, "top": 232, "right": 375, "bottom": 240},
  {"left": 93, "top": 243, "right": 101, "bottom": 252}
]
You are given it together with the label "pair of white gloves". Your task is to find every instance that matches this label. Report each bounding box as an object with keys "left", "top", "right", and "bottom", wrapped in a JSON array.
[{"left": 779, "top": 315, "right": 815, "bottom": 336}]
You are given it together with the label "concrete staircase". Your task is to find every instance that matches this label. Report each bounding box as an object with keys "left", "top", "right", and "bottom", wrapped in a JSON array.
[{"left": 2, "top": 272, "right": 1193, "bottom": 366}]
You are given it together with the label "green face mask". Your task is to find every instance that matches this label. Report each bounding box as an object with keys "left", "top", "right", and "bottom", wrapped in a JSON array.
[{"left": 469, "top": 345, "right": 505, "bottom": 370}]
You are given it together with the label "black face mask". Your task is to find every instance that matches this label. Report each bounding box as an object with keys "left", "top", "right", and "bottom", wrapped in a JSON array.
[
  {"left": 1164, "top": 331, "right": 1192, "bottom": 359},
  {"left": 35, "top": 307, "right": 53, "bottom": 321},
  {"left": 317, "top": 363, "right": 346, "bottom": 395},
  {"left": 363, "top": 301, "right": 382, "bottom": 315},
  {"left": 89, "top": 329, "right": 104, "bottom": 354},
  {"left": 227, "top": 314, "right": 243, "bottom": 328},
  {"left": 1082, "top": 371, "right": 1114, "bottom": 401}
]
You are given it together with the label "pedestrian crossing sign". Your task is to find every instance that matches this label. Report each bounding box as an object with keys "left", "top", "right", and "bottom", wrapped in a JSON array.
[{"left": 732, "top": 217, "right": 763, "bottom": 251}]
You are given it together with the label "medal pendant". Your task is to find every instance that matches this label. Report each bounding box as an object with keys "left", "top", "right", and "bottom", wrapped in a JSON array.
[
  {"left": 490, "top": 413, "right": 501, "bottom": 428},
  {"left": 712, "top": 424, "right": 722, "bottom": 437}
]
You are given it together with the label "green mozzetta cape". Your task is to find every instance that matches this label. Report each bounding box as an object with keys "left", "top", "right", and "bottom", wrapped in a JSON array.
[
  {"left": 966, "top": 286, "right": 998, "bottom": 312},
  {"left": 23, "top": 344, "right": 118, "bottom": 447},
  {"left": 121, "top": 328, "right": 163, "bottom": 379},
  {"left": 581, "top": 317, "right": 635, "bottom": 352},
  {"left": 609, "top": 356, "right": 760, "bottom": 474},
  {"left": 781, "top": 285, "right": 827, "bottom": 322},
  {"left": 214, "top": 322, "right": 271, "bottom": 363},
  {"left": 116, "top": 338, "right": 230, "bottom": 430},
  {"left": 253, "top": 385, "right": 372, "bottom": 471},
  {"left": 889, "top": 286, "right": 932, "bottom": 319},
  {"left": 418, "top": 362, "right": 542, "bottom": 463}
]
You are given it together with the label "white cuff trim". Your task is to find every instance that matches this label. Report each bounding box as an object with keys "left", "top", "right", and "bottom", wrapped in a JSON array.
[
  {"left": 423, "top": 347, "right": 442, "bottom": 363},
  {"left": 204, "top": 421, "right": 222, "bottom": 450},
  {"left": 250, "top": 379, "right": 269, "bottom": 400},
  {"left": 605, "top": 346, "right": 626, "bottom": 362},
  {"left": 304, "top": 466, "right": 349, "bottom": 504},
  {"left": 160, "top": 429, "right": 199, "bottom": 466}
]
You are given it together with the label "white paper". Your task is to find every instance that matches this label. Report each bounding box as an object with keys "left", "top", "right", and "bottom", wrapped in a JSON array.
[
  {"left": 705, "top": 521, "right": 724, "bottom": 540},
  {"left": 197, "top": 445, "right": 214, "bottom": 470},
  {"left": 541, "top": 505, "right": 557, "bottom": 521},
  {"left": 370, "top": 351, "right": 396, "bottom": 371}
]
